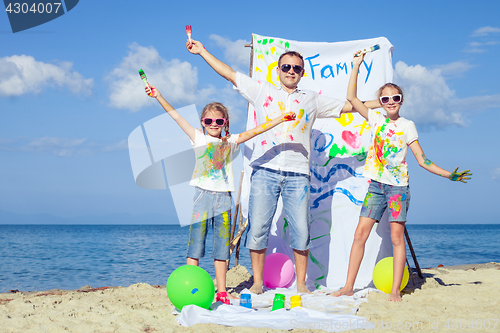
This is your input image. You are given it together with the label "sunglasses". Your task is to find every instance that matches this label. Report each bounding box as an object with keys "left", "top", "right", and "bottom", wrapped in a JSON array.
[
  {"left": 280, "top": 64, "right": 303, "bottom": 74},
  {"left": 379, "top": 94, "right": 402, "bottom": 104},
  {"left": 202, "top": 117, "right": 227, "bottom": 127}
]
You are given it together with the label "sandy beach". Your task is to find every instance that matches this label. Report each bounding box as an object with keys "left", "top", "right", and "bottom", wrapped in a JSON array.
[{"left": 1, "top": 263, "right": 499, "bottom": 332}]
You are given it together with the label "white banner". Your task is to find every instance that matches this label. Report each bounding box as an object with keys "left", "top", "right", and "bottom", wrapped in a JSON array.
[{"left": 243, "top": 34, "right": 395, "bottom": 289}]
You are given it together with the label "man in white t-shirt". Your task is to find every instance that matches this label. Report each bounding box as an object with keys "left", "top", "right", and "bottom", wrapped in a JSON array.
[{"left": 187, "top": 39, "right": 380, "bottom": 293}]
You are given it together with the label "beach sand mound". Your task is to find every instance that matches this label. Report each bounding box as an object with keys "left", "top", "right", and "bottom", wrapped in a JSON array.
[
  {"left": 357, "top": 262, "right": 500, "bottom": 332},
  {"left": 1, "top": 263, "right": 499, "bottom": 332},
  {"left": 224, "top": 264, "right": 253, "bottom": 295}
]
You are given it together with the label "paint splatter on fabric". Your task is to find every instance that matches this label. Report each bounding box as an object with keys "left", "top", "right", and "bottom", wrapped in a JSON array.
[
  {"left": 311, "top": 133, "right": 368, "bottom": 167},
  {"left": 278, "top": 101, "right": 286, "bottom": 113},
  {"left": 188, "top": 210, "right": 208, "bottom": 246},
  {"left": 220, "top": 211, "right": 231, "bottom": 246},
  {"left": 189, "top": 130, "right": 240, "bottom": 192},
  {"left": 354, "top": 119, "right": 370, "bottom": 135},
  {"left": 300, "top": 114, "right": 310, "bottom": 133},
  {"left": 362, "top": 193, "right": 373, "bottom": 209},
  {"left": 335, "top": 113, "right": 353, "bottom": 127},
  {"left": 234, "top": 70, "right": 344, "bottom": 176},
  {"left": 342, "top": 130, "right": 361, "bottom": 149},
  {"left": 290, "top": 109, "right": 304, "bottom": 130},
  {"left": 388, "top": 194, "right": 405, "bottom": 219},
  {"left": 263, "top": 95, "right": 273, "bottom": 108},
  {"left": 364, "top": 109, "right": 418, "bottom": 186}
]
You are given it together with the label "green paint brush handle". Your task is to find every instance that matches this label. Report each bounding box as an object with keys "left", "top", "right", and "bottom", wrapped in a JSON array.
[{"left": 138, "top": 69, "right": 153, "bottom": 96}]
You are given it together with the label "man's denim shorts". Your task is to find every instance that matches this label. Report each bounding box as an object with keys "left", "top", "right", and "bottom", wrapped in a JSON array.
[
  {"left": 360, "top": 180, "right": 410, "bottom": 222},
  {"left": 245, "top": 167, "right": 311, "bottom": 251},
  {"left": 187, "top": 187, "right": 232, "bottom": 260}
]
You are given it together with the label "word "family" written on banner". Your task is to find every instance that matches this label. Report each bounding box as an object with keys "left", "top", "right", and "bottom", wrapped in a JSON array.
[{"left": 305, "top": 54, "right": 374, "bottom": 83}]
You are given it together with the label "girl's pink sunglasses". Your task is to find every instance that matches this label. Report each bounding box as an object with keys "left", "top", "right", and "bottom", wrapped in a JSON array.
[{"left": 202, "top": 118, "right": 227, "bottom": 127}]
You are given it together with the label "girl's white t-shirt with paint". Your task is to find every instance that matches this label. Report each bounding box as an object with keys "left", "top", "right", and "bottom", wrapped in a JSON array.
[
  {"left": 364, "top": 109, "right": 418, "bottom": 186},
  {"left": 189, "top": 130, "right": 240, "bottom": 192}
]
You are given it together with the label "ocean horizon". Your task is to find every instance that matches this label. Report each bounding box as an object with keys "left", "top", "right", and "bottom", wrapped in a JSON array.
[{"left": 1, "top": 224, "right": 499, "bottom": 293}]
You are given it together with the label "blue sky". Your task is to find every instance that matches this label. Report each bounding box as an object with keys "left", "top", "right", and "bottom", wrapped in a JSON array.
[{"left": 1, "top": 0, "right": 499, "bottom": 224}]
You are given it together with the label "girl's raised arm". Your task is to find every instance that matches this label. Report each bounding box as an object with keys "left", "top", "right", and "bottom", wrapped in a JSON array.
[
  {"left": 345, "top": 51, "right": 370, "bottom": 120},
  {"left": 409, "top": 140, "right": 471, "bottom": 182},
  {"left": 146, "top": 85, "right": 196, "bottom": 142},
  {"left": 236, "top": 112, "right": 296, "bottom": 144}
]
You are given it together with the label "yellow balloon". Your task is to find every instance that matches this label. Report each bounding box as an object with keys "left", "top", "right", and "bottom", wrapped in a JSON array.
[{"left": 372, "top": 257, "right": 409, "bottom": 294}]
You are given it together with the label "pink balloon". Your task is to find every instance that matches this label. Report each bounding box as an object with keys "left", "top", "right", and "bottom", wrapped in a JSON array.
[{"left": 263, "top": 253, "right": 295, "bottom": 289}]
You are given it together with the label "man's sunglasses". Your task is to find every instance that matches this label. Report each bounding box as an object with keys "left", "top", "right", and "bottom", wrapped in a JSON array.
[
  {"left": 379, "top": 94, "right": 402, "bottom": 104},
  {"left": 202, "top": 118, "right": 227, "bottom": 127},
  {"left": 280, "top": 64, "right": 303, "bottom": 74}
]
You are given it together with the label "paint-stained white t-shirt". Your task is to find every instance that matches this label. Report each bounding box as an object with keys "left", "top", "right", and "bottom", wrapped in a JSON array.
[
  {"left": 364, "top": 109, "right": 418, "bottom": 186},
  {"left": 234, "top": 72, "right": 344, "bottom": 175},
  {"left": 189, "top": 130, "right": 240, "bottom": 192}
]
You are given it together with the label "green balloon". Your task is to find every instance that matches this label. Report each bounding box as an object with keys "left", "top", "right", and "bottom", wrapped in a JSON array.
[
  {"left": 166, "top": 265, "right": 215, "bottom": 310},
  {"left": 372, "top": 257, "right": 409, "bottom": 294}
]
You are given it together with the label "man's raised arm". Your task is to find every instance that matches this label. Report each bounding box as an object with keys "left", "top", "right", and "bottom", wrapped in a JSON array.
[{"left": 186, "top": 39, "right": 237, "bottom": 86}]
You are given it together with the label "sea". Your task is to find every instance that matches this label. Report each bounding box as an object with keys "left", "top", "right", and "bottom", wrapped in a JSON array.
[{"left": 0, "top": 224, "right": 499, "bottom": 293}]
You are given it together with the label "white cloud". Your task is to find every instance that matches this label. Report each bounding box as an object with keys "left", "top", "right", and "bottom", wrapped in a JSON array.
[
  {"left": 106, "top": 43, "right": 216, "bottom": 112},
  {"left": 467, "top": 27, "right": 500, "bottom": 53},
  {"left": 0, "top": 55, "right": 93, "bottom": 97},
  {"left": 492, "top": 168, "right": 500, "bottom": 180},
  {"left": 466, "top": 42, "right": 486, "bottom": 53},
  {"left": 449, "top": 94, "right": 500, "bottom": 112},
  {"left": 209, "top": 34, "right": 251, "bottom": 73},
  {"left": 435, "top": 61, "right": 474, "bottom": 77},
  {"left": 472, "top": 26, "right": 500, "bottom": 37},
  {"left": 0, "top": 137, "right": 128, "bottom": 156},
  {"left": 18, "top": 137, "right": 87, "bottom": 157},
  {"left": 102, "top": 140, "right": 128, "bottom": 152},
  {"left": 392, "top": 61, "right": 499, "bottom": 128},
  {"left": 394, "top": 61, "right": 465, "bottom": 127},
  {"left": 28, "top": 137, "right": 86, "bottom": 148},
  {"left": 28, "top": 137, "right": 87, "bottom": 156}
]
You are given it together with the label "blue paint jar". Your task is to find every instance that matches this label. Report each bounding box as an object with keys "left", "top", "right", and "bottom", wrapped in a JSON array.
[{"left": 240, "top": 293, "right": 252, "bottom": 308}]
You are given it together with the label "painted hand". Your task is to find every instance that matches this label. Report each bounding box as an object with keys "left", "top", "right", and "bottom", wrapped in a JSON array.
[
  {"left": 145, "top": 85, "right": 157, "bottom": 98},
  {"left": 283, "top": 112, "right": 296, "bottom": 122},
  {"left": 353, "top": 50, "right": 365, "bottom": 65},
  {"left": 449, "top": 167, "right": 472, "bottom": 183},
  {"left": 221, "top": 132, "right": 231, "bottom": 142},
  {"left": 186, "top": 39, "right": 203, "bottom": 53}
]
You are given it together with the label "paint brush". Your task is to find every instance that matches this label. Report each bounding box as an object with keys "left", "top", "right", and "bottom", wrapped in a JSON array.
[
  {"left": 355, "top": 44, "right": 380, "bottom": 57},
  {"left": 138, "top": 69, "right": 153, "bottom": 96},
  {"left": 186, "top": 25, "right": 192, "bottom": 45}
]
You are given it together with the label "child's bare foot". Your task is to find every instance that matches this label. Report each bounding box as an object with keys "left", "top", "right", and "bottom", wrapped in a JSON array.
[
  {"left": 227, "top": 293, "right": 238, "bottom": 300},
  {"left": 388, "top": 292, "right": 402, "bottom": 302},
  {"left": 329, "top": 286, "right": 354, "bottom": 297},
  {"left": 249, "top": 281, "right": 263, "bottom": 294},
  {"left": 296, "top": 283, "right": 311, "bottom": 294}
]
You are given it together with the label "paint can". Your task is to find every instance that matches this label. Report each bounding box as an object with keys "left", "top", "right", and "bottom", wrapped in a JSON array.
[
  {"left": 271, "top": 293, "right": 285, "bottom": 311},
  {"left": 290, "top": 295, "right": 302, "bottom": 308},
  {"left": 240, "top": 293, "right": 252, "bottom": 309}
]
